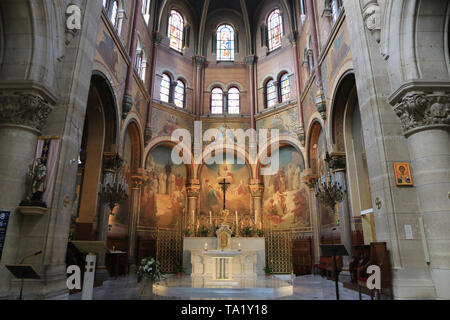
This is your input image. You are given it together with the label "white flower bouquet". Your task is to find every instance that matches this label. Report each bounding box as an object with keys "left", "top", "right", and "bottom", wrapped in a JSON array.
[{"left": 136, "top": 257, "right": 164, "bottom": 283}]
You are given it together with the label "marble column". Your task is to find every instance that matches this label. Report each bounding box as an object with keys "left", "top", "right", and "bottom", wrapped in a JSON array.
[
  {"left": 128, "top": 173, "right": 144, "bottom": 266},
  {"left": 245, "top": 55, "right": 257, "bottom": 130},
  {"left": 303, "top": 171, "right": 320, "bottom": 264},
  {"left": 393, "top": 91, "right": 450, "bottom": 299},
  {"left": 250, "top": 182, "right": 264, "bottom": 227},
  {"left": 186, "top": 182, "right": 200, "bottom": 231},
  {"left": 289, "top": 32, "right": 305, "bottom": 146},
  {"left": 194, "top": 56, "right": 206, "bottom": 120}
]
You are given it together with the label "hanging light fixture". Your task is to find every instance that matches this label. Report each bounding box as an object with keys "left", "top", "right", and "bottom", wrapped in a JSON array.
[
  {"left": 314, "top": 152, "right": 345, "bottom": 208},
  {"left": 98, "top": 153, "right": 129, "bottom": 213}
]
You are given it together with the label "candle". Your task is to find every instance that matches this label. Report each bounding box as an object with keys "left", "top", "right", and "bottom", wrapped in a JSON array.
[
  {"left": 255, "top": 209, "right": 257, "bottom": 224},
  {"left": 192, "top": 210, "right": 195, "bottom": 225},
  {"left": 235, "top": 211, "right": 238, "bottom": 225},
  {"left": 204, "top": 242, "right": 208, "bottom": 251},
  {"left": 238, "top": 243, "right": 241, "bottom": 251},
  {"left": 209, "top": 211, "right": 212, "bottom": 225}
]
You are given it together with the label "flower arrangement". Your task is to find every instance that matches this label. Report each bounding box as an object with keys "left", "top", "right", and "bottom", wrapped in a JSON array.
[
  {"left": 137, "top": 257, "right": 164, "bottom": 283},
  {"left": 241, "top": 226, "right": 254, "bottom": 237}
]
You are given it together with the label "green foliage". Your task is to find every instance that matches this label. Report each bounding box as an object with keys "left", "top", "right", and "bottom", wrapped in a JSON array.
[
  {"left": 264, "top": 265, "right": 273, "bottom": 275},
  {"left": 241, "top": 226, "right": 254, "bottom": 237},
  {"left": 136, "top": 257, "right": 165, "bottom": 283}
]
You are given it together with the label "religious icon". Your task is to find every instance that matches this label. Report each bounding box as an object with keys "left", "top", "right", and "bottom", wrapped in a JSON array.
[{"left": 393, "top": 163, "right": 413, "bottom": 186}]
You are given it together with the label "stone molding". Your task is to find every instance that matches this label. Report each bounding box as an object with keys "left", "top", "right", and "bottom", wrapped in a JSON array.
[
  {"left": 249, "top": 183, "right": 264, "bottom": 198},
  {"left": 0, "top": 93, "right": 53, "bottom": 131},
  {"left": 393, "top": 91, "right": 450, "bottom": 135}
]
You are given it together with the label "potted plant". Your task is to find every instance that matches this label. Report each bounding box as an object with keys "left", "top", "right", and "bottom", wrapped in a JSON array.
[
  {"left": 136, "top": 257, "right": 164, "bottom": 298},
  {"left": 198, "top": 225, "right": 209, "bottom": 237},
  {"left": 174, "top": 260, "right": 184, "bottom": 279},
  {"left": 264, "top": 265, "right": 273, "bottom": 277},
  {"left": 256, "top": 229, "right": 264, "bottom": 237}
]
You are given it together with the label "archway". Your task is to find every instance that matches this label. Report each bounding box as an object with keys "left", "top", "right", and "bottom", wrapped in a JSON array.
[{"left": 72, "top": 74, "right": 118, "bottom": 241}]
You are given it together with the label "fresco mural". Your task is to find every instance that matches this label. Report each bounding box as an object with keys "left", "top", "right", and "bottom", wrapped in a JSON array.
[
  {"left": 262, "top": 146, "right": 311, "bottom": 230},
  {"left": 199, "top": 156, "right": 251, "bottom": 218},
  {"left": 202, "top": 121, "right": 251, "bottom": 147},
  {"left": 256, "top": 107, "right": 299, "bottom": 138},
  {"left": 140, "top": 146, "right": 187, "bottom": 228},
  {"left": 151, "top": 107, "right": 193, "bottom": 138}
]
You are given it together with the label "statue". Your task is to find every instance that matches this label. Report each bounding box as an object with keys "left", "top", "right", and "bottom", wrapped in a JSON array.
[{"left": 21, "top": 158, "right": 47, "bottom": 207}]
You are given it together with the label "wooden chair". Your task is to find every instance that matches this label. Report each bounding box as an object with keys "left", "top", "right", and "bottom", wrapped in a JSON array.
[{"left": 357, "top": 242, "right": 393, "bottom": 300}]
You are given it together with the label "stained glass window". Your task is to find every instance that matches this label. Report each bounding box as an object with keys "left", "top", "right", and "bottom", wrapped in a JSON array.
[
  {"left": 228, "top": 87, "right": 240, "bottom": 114},
  {"left": 135, "top": 49, "right": 143, "bottom": 78},
  {"left": 211, "top": 88, "right": 224, "bottom": 114},
  {"left": 266, "top": 80, "right": 277, "bottom": 108},
  {"left": 142, "top": 0, "right": 150, "bottom": 24},
  {"left": 174, "top": 80, "right": 185, "bottom": 108},
  {"left": 160, "top": 74, "right": 171, "bottom": 103},
  {"left": 280, "top": 73, "right": 290, "bottom": 102},
  {"left": 331, "top": 0, "right": 342, "bottom": 23},
  {"left": 168, "top": 10, "right": 184, "bottom": 52},
  {"left": 217, "top": 24, "right": 235, "bottom": 61},
  {"left": 268, "top": 9, "right": 283, "bottom": 51}
]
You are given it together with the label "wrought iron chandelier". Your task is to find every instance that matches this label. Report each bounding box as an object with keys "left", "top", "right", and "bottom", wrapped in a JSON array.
[
  {"left": 98, "top": 154, "right": 129, "bottom": 212},
  {"left": 314, "top": 152, "right": 345, "bottom": 208}
]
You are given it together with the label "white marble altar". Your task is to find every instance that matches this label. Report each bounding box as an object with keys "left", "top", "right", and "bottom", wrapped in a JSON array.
[{"left": 183, "top": 228, "right": 265, "bottom": 281}]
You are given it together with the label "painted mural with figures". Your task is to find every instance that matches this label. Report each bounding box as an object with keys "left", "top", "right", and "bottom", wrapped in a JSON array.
[
  {"left": 263, "top": 146, "right": 311, "bottom": 230},
  {"left": 140, "top": 146, "right": 187, "bottom": 228},
  {"left": 199, "top": 157, "right": 251, "bottom": 221}
]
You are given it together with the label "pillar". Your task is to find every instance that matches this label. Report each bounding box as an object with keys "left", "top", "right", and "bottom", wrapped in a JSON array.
[
  {"left": 303, "top": 171, "right": 320, "bottom": 264},
  {"left": 289, "top": 32, "right": 305, "bottom": 146},
  {"left": 128, "top": 173, "right": 144, "bottom": 266},
  {"left": 394, "top": 91, "right": 450, "bottom": 299},
  {"left": 194, "top": 56, "right": 206, "bottom": 119},
  {"left": 0, "top": 93, "right": 53, "bottom": 298},
  {"left": 250, "top": 182, "right": 264, "bottom": 227},
  {"left": 186, "top": 182, "right": 200, "bottom": 231}
]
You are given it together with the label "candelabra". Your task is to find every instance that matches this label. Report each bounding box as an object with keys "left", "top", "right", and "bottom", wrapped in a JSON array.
[
  {"left": 98, "top": 170, "right": 129, "bottom": 213},
  {"left": 314, "top": 153, "right": 345, "bottom": 208}
]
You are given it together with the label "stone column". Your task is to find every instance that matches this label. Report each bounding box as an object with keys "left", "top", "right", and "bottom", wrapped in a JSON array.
[
  {"left": 186, "top": 182, "right": 200, "bottom": 231},
  {"left": 0, "top": 93, "right": 53, "bottom": 298},
  {"left": 128, "top": 173, "right": 144, "bottom": 266},
  {"left": 194, "top": 56, "right": 206, "bottom": 119},
  {"left": 250, "top": 182, "right": 264, "bottom": 227},
  {"left": 393, "top": 91, "right": 450, "bottom": 299},
  {"left": 303, "top": 170, "right": 320, "bottom": 264},
  {"left": 289, "top": 32, "right": 305, "bottom": 146},
  {"left": 245, "top": 55, "right": 257, "bottom": 130}
]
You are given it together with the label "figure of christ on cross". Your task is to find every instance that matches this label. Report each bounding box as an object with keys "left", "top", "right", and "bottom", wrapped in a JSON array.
[{"left": 219, "top": 178, "right": 231, "bottom": 210}]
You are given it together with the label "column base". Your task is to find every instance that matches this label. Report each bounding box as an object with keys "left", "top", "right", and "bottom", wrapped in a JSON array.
[
  {"left": 430, "top": 268, "right": 450, "bottom": 299},
  {"left": 391, "top": 268, "right": 437, "bottom": 300}
]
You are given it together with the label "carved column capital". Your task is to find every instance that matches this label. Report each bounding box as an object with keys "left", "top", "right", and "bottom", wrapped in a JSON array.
[
  {"left": 302, "top": 169, "right": 318, "bottom": 189},
  {"left": 328, "top": 152, "right": 346, "bottom": 171},
  {"left": 103, "top": 152, "right": 123, "bottom": 172},
  {"left": 131, "top": 174, "right": 145, "bottom": 189},
  {"left": 186, "top": 183, "right": 201, "bottom": 198},
  {"left": 0, "top": 93, "right": 53, "bottom": 132},
  {"left": 245, "top": 55, "right": 257, "bottom": 66},
  {"left": 250, "top": 183, "right": 264, "bottom": 198},
  {"left": 394, "top": 92, "right": 450, "bottom": 135},
  {"left": 194, "top": 56, "right": 206, "bottom": 67}
]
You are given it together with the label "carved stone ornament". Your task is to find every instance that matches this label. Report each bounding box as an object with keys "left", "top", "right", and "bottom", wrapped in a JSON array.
[
  {"left": 394, "top": 92, "right": 450, "bottom": 134},
  {"left": 0, "top": 93, "right": 53, "bottom": 131},
  {"left": 363, "top": 2, "right": 381, "bottom": 43}
]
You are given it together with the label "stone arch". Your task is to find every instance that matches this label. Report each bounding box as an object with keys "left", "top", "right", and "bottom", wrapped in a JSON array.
[
  {"left": 122, "top": 119, "right": 143, "bottom": 173},
  {"left": 306, "top": 119, "right": 327, "bottom": 174},
  {"left": 330, "top": 71, "right": 356, "bottom": 152}
]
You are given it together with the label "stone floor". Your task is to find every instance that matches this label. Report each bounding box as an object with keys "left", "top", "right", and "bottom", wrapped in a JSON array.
[{"left": 69, "top": 274, "right": 370, "bottom": 300}]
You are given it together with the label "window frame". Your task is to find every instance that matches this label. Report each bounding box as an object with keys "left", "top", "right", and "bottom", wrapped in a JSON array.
[
  {"left": 227, "top": 87, "right": 240, "bottom": 114},
  {"left": 279, "top": 73, "right": 291, "bottom": 103},
  {"left": 216, "top": 24, "right": 235, "bottom": 62},
  {"left": 160, "top": 73, "right": 171, "bottom": 103},
  {"left": 211, "top": 88, "right": 224, "bottom": 114},
  {"left": 174, "top": 80, "right": 185, "bottom": 108},
  {"left": 265, "top": 79, "right": 277, "bottom": 108},
  {"left": 267, "top": 9, "right": 283, "bottom": 52},
  {"left": 168, "top": 10, "right": 184, "bottom": 52}
]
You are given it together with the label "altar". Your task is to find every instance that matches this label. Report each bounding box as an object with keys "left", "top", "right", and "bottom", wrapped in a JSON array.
[{"left": 183, "top": 225, "right": 265, "bottom": 282}]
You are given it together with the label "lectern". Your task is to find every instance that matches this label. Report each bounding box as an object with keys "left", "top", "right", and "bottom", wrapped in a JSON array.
[
  {"left": 320, "top": 244, "right": 348, "bottom": 300},
  {"left": 70, "top": 241, "right": 109, "bottom": 300},
  {"left": 5, "top": 264, "right": 40, "bottom": 300}
]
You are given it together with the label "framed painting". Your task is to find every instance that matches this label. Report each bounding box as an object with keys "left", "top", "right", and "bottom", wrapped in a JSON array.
[{"left": 393, "top": 162, "right": 413, "bottom": 186}]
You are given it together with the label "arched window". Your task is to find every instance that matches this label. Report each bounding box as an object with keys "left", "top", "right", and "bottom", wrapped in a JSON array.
[
  {"left": 110, "top": 0, "right": 119, "bottom": 27},
  {"left": 174, "top": 80, "right": 185, "bottom": 108},
  {"left": 228, "top": 87, "right": 240, "bottom": 114},
  {"left": 305, "top": 37, "right": 314, "bottom": 76},
  {"left": 168, "top": 10, "right": 184, "bottom": 52},
  {"left": 266, "top": 80, "right": 277, "bottom": 108},
  {"left": 160, "top": 74, "right": 171, "bottom": 103},
  {"left": 267, "top": 9, "right": 283, "bottom": 51},
  {"left": 280, "top": 73, "right": 290, "bottom": 102},
  {"left": 217, "top": 24, "right": 235, "bottom": 61},
  {"left": 142, "top": 0, "right": 151, "bottom": 24},
  {"left": 211, "top": 88, "right": 224, "bottom": 114},
  {"left": 326, "top": 0, "right": 343, "bottom": 23}
]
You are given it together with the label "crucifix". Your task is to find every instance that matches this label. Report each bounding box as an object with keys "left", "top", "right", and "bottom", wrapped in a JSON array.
[{"left": 218, "top": 178, "right": 231, "bottom": 210}]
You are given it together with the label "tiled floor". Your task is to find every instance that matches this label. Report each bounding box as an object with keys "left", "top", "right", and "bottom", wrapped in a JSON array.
[{"left": 69, "top": 274, "right": 369, "bottom": 300}]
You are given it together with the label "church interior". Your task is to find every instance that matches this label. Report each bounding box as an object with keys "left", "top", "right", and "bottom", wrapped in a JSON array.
[{"left": 0, "top": 0, "right": 449, "bottom": 301}]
